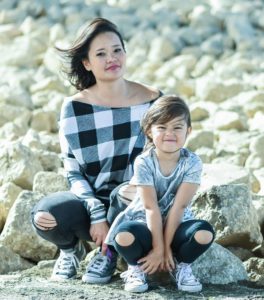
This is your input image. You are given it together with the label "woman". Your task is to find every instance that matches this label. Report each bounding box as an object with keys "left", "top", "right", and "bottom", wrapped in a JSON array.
[{"left": 31, "top": 18, "right": 161, "bottom": 284}]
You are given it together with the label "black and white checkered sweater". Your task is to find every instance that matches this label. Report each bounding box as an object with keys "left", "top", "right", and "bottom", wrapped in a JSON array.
[{"left": 59, "top": 96, "right": 159, "bottom": 224}]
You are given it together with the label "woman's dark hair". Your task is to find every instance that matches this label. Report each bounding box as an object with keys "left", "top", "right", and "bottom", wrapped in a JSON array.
[
  {"left": 142, "top": 95, "right": 191, "bottom": 148},
  {"left": 56, "top": 18, "right": 125, "bottom": 91}
]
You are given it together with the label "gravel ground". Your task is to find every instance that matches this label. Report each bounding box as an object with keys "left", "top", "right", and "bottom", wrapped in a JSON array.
[{"left": 0, "top": 263, "right": 264, "bottom": 300}]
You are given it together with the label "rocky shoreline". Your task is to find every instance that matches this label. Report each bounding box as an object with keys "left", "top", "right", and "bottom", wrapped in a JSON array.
[{"left": 0, "top": 0, "right": 264, "bottom": 298}]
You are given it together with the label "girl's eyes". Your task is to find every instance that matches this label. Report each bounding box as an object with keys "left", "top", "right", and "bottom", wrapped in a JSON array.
[
  {"left": 96, "top": 52, "right": 105, "bottom": 57},
  {"left": 114, "top": 48, "right": 122, "bottom": 53}
]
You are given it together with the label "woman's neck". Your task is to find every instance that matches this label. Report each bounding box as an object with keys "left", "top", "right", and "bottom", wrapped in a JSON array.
[{"left": 90, "top": 79, "right": 131, "bottom": 107}]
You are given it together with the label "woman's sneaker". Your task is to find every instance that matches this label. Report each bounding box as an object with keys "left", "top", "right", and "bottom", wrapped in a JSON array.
[
  {"left": 120, "top": 265, "right": 148, "bottom": 293},
  {"left": 51, "top": 240, "right": 86, "bottom": 281},
  {"left": 82, "top": 250, "right": 117, "bottom": 284},
  {"left": 170, "top": 262, "right": 202, "bottom": 293}
]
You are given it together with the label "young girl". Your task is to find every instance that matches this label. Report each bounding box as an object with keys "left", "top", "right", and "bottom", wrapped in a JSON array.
[{"left": 105, "top": 95, "right": 215, "bottom": 293}]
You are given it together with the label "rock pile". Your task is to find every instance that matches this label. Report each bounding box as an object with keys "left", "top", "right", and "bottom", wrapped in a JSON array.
[{"left": 0, "top": 0, "right": 264, "bottom": 286}]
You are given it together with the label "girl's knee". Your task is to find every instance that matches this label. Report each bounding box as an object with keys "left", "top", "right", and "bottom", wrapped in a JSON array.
[
  {"left": 115, "top": 231, "right": 135, "bottom": 247},
  {"left": 33, "top": 211, "right": 57, "bottom": 231},
  {"left": 194, "top": 230, "right": 214, "bottom": 245}
]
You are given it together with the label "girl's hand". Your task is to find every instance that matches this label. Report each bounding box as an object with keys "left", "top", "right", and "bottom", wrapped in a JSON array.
[
  {"left": 137, "top": 248, "right": 164, "bottom": 274},
  {"left": 163, "top": 247, "right": 175, "bottom": 272}
]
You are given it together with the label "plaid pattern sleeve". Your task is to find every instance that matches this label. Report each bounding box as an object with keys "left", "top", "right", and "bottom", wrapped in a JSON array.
[{"left": 59, "top": 96, "right": 159, "bottom": 223}]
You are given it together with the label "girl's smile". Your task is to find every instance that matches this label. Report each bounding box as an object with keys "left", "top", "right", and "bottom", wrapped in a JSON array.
[{"left": 148, "top": 116, "right": 191, "bottom": 157}]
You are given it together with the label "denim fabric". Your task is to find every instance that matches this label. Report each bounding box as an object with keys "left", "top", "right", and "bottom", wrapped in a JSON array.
[
  {"left": 31, "top": 191, "right": 92, "bottom": 250},
  {"left": 113, "top": 219, "right": 214, "bottom": 265}
]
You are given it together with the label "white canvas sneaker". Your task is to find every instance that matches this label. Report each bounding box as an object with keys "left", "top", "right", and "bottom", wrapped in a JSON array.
[
  {"left": 120, "top": 265, "right": 148, "bottom": 293},
  {"left": 170, "top": 262, "right": 202, "bottom": 293}
]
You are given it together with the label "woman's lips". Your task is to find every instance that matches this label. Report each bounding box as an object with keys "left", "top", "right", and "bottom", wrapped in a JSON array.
[{"left": 106, "top": 65, "right": 120, "bottom": 71}]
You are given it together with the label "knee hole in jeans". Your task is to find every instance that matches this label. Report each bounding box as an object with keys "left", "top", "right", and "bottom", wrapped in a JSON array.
[
  {"left": 33, "top": 211, "right": 57, "bottom": 231},
  {"left": 194, "top": 230, "right": 213, "bottom": 245},
  {"left": 115, "top": 231, "right": 135, "bottom": 247}
]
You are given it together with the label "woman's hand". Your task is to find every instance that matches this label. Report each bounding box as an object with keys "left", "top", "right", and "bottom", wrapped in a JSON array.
[
  {"left": 163, "top": 246, "right": 175, "bottom": 272},
  {"left": 137, "top": 248, "right": 164, "bottom": 274},
  {"left": 89, "top": 221, "right": 109, "bottom": 252}
]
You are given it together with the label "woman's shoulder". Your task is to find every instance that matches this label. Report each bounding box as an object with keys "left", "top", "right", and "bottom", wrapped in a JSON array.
[{"left": 128, "top": 81, "right": 161, "bottom": 104}]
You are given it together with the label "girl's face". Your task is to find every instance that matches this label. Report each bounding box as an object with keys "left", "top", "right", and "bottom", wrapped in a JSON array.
[
  {"left": 148, "top": 116, "right": 191, "bottom": 155},
  {"left": 82, "top": 32, "right": 126, "bottom": 83}
]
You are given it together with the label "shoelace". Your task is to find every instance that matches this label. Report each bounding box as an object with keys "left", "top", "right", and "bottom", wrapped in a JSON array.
[
  {"left": 178, "top": 264, "right": 199, "bottom": 284},
  {"left": 120, "top": 266, "right": 145, "bottom": 283},
  {"left": 87, "top": 253, "right": 110, "bottom": 273},
  {"left": 57, "top": 251, "right": 80, "bottom": 271}
]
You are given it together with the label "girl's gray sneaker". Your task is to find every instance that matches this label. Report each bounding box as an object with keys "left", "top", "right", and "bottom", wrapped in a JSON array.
[
  {"left": 51, "top": 240, "right": 86, "bottom": 281},
  {"left": 120, "top": 265, "right": 148, "bottom": 293},
  {"left": 82, "top": 251, "right": 117, "bottom": 284},
  {"left": 170, "top": 262, "right": 202, "bottom": 293}
]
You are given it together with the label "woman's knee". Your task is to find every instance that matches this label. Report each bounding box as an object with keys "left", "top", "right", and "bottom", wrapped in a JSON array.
[{"left": 33, "top": 211, "right": 57, "bottom": 231}]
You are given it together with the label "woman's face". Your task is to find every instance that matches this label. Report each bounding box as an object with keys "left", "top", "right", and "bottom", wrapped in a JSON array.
[{"left": 83, "top": 32, "right": 126, "bottom": 83}]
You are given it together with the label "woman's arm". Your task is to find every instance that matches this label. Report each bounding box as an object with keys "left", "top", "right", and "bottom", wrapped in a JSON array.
[
  {"left": 163, "top": 182, "right": 199, "bottom": 270},
  {"left": 137, "top": 185, "right": 164, "bottom": 274}
]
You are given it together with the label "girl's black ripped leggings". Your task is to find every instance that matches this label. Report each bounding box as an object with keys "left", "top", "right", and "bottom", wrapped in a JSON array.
[{"left": 113, "top": 220, "right": 215, "bottom": 265}]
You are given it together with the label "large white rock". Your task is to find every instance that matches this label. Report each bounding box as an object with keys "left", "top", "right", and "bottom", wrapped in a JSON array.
[
  {"left": 206, "top": 110, "right": 248, "bottom": 131},
  {"left": 244, "top": 258, "right": 264, "bottom": 286},
  {"left": 186, "top": 130, "right": 214, "bottom": 151},
  {"left": 0, "top": 243, "right": 33, "bottom": 274},
  {"left": 200, "top": 163, "right": 250, "bottom": 192},
  {"left": 0, "top": 191, "right": 57, "bottom": 262},
  {"left": 0, "top": 182, "right": 22, "bottom": 231},
  {"left": 148, "top": 37, "right": 176, "bottom": 62},
  {"left": 0, "top": 84, "right": 33, "bottom": 109},
  {"left": 34, "top": 150, "right": 62, "bottom": 172},
  {"left": 253, "top": 168, "right": 264, "bottom": 195},
  {"left": 196, "top": 78, "right": 245, "bottom": 103},
  {"left": 33, "top": 171, "right": 68, "bottom": 194},
  {"left": 192, "top": 243, "right": 248, "bottom": 284},
  {"left": 193, "top": 184, "right": 262, "bottom": 249},
  {"left": 0, "top": 122, "right": 27, "bottom": 142},
  {"left": 0, "top": 141, "right": 43, "bottom": 189},
  {"left": 0, "top": 104, "right": 31, "bottom": 127},
  {"left": 30, "top": 110, "right": 58, "bottom": 133},
  {"left": 225, "top": 13, "right": 256, "bottom": 51}
]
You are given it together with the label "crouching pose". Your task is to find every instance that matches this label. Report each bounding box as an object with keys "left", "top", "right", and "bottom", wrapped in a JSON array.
[{"left": 105, "top": 95, "right": 215, "bottom": 293}]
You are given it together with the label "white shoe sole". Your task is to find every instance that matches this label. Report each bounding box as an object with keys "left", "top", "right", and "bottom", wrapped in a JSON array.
[
  {"left": 82, "top": 274, "right": 112, "bottom": 284},
  {"left": 124, "top": 283, "right": 148, "bottom": 293},
  {"left": 178, "top": 284, "right": 202, "bottom": 293},
  {"left": 50, "top": 274, "right": 76, "bottom": 282}
]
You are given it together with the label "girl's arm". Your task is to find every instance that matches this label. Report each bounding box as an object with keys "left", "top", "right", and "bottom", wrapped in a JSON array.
[
  {"left": 137, "top": 185, "right": 164, "bottom": 274},
  {"left": 163, "top": 182, "right": 199, "bottom": 271}
]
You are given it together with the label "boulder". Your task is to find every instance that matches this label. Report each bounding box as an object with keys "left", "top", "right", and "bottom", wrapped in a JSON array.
[
  {"left": 244, "top": 258, "right": 264, "bottom": 286},
  {"left": 193, "top": 184, "right": 262, "bottom": 249},
  {"left": 186, "top": 130, "right": 214, "bottom": 151},
  {"left": 0, "top": 141, "right": 43, "bottom": 190},
  {"left": 33, "top": 171, "right": 68, "bottom": 194},
  {"left": 0, "top": 191, "right": 57, "bottom": 262},
  {"left": 0, "top": 182, "right": 22, "bottom": 231},
  {"left": 0, "top": 243, "right": 33, "bottom": 274},
  {"left": 192, "top": 243, "right": 248, "bottom": 284},
  {"left": 200, "top": 163, "right": 250, "bottom": 192}
]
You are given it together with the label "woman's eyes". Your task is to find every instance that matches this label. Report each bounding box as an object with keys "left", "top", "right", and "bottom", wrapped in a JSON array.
[
  {"left": 96, "top": 48, "right": 122, "bottom": 57},
  {"left": 96, "top": 52, "right": 105, "bottom": 57}
]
